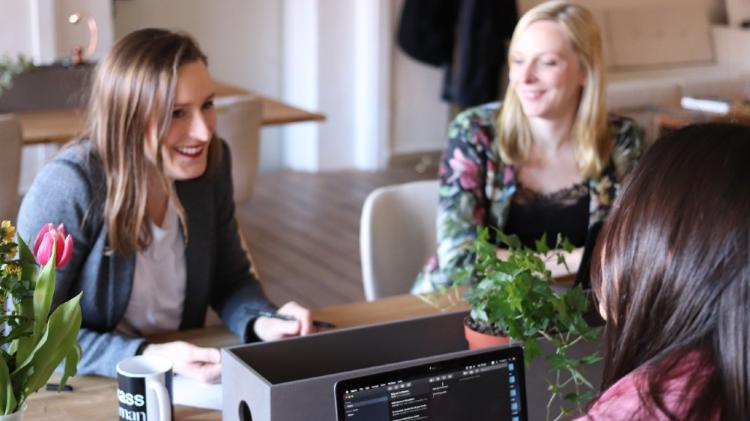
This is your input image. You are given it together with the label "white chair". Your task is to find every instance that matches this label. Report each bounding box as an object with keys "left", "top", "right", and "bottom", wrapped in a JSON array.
[
  {"left": 205, "top": 96, "right": 262, "bottom": 326},
  {"left": 360, "top": 180, "right": 439, "bottom": 301},
  {"left": 214, "top": 95, "right": 262, "bottom": 204},
  {"left": 0, "top": 114, "right": 22, "bottom": 221}
]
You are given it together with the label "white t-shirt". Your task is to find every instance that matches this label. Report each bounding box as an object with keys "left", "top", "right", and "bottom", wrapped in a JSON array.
[{"left": 115, "top": 201, "right": 187, "bottom": 337}]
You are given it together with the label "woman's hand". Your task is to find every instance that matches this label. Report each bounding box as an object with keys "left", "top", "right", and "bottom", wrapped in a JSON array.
[
  {"left": 253, "top": 301, "right": 315, "bottom": 341},
  {"left": 142, "top": 341, "right": 222, "bottom": 384},
  {"left": 548, "top": 247, "right": 584, "bottom": 279},
  {"left": 496, "top": 246, "right": 584, "bottom": 279}
]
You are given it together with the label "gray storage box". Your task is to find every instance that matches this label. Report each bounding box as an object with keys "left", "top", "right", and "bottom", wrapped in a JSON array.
[{"left": 222, "top": 311, "right": 602, "bottom": 421}]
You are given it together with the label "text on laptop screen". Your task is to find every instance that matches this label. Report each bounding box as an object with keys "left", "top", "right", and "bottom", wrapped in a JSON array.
[{"left": 336, "top": 346, "right": 526, "bottom": 421}]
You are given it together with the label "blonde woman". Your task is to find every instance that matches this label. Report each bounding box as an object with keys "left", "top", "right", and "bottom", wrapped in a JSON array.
[
  {"left": 414, "top": 1, "right": 642, "bottom": 292},
  {"left": 18, "top": 29, "right": 313, "bottom": 383}
]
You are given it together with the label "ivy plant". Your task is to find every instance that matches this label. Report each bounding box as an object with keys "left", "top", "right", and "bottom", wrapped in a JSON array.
[{"left": 454, "top": 227, "right": 602, "bottom": 421}]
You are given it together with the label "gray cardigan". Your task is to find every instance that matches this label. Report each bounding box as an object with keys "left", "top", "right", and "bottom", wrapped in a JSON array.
[{"left": 17, "top": 140, "right": 277, "bottom": 377}]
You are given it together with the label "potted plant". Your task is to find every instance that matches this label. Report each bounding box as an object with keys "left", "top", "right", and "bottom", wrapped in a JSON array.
[
  {"left": 0, "top": 221, "right": 82, "bottom": 419},
  {"left": 0, "top": 54, "right": 33, "bottom": 97},
  {"left": 425, "top": 227, "right": 602, "bottom": 420}
]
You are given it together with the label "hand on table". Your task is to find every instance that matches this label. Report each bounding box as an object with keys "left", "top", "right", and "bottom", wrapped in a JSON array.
[
  {"left": 253, "top": 301, "right": 315, "bottom": 341},
  {"left": 143, "top": 341, "right": 222, "bottom": 384},
  {"left": 495, "top": 246, "right": 584, "bottom": 279}
]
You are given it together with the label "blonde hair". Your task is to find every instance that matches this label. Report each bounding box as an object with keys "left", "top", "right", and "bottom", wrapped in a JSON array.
[
  {"left": 83, "top": 28, "right": 220, "bottom": 255},
  {"left": 497, "top": 0, "right": 609, "bottom": 178}
]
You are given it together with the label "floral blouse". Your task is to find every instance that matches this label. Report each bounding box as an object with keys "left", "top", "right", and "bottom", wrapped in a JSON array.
[{"left": 412, "top": 102, "right": 643, "bottom": 293}]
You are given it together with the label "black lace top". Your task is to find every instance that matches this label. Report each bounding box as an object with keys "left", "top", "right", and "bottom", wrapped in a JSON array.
[{"left": 504, "top": 181, "right": 590, "bottom": 249}]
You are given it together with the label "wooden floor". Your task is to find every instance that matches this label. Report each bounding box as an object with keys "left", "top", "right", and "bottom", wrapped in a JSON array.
[{"left": 236, "top": 167, "right": 435, "bottom": 309}]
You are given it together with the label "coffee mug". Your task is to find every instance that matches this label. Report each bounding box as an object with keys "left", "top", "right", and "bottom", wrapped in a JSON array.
[{"left": 116, "top": 355, "right": 173, "bottom": 421}]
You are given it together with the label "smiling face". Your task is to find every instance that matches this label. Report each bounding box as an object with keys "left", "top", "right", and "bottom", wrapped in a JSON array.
[
  {"left": 145, "top": 60, "right": 216, "bottom": 181},
  {"left": 508, "top": 20, "right": 585, "bottom": 121}
]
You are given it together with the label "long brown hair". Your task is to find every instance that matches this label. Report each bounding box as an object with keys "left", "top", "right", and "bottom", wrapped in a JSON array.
[
  {"left": 83, "top": 28, "right": 219, "bottom": 255},
  {"left": 498, "top": 0, "right": 609, "bottom": 178},
  {"left": 591, "top": 123, "right": 750, "bottom": 420}
]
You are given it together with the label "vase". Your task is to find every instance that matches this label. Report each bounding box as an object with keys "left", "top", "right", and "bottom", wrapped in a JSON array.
[
  {"left": 0, "top": 403, "right": 27, "bottom": 421},
  {"left": 463, "top": 316, "right": 511, "bottom": 350}
]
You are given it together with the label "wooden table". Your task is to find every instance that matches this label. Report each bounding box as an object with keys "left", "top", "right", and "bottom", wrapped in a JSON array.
[
  {"left": 15, "top": 80, "right": 325, "bottom": 145},
  {"left": 655, "top": 99, "right": 750, "bottom": 136},
  {"left": 25, "top": 294, "right": 467, "bottom": 420}
]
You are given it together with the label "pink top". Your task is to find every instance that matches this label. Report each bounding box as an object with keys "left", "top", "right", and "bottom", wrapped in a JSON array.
[{"left": 575, "top": 352, "right": 715, "bottom": 420}]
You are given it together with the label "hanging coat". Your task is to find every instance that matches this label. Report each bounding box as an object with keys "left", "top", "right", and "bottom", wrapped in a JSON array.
[{"left": 397, "top": 0, "right": 518, "bottom": 108}]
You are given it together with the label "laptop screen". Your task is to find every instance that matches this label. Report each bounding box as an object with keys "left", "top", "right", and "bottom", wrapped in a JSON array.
[{"left": 335, "top": 345, "right": 527, "bottom": 421}]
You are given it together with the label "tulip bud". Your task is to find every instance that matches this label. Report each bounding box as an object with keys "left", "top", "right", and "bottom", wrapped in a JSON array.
[{"left": 32, "top": 223, "right": 74, "bottom": 269}]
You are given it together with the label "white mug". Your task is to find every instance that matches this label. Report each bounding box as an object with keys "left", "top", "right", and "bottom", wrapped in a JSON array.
[{"left": 116, "top": 355, "right": 173, "bottom": 421}]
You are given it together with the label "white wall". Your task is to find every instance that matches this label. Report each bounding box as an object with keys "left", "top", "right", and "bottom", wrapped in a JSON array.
[
  {"left": 390, "top": 50, "right": 451, "bottom": 156},
  {"left": 353, "top": 0, "right": 392, "bottom": 169},
  {"left": 281, "top": 0, "right": 319, "bottom": 172},
  {"left": 315, "top": 0, "right": 356, "bottom": 170},
  {"left": 390, "top": 0, "right": 451, "bottom": 157},
  {"left": 726, "top": 0, "right": 750, "bottom": 26},
  {"left": 0, "top": 0, "right": 114, "bottom": 63},
  {"left": 0, "top": 1, "right": 33, "bottom": 58},
  {"left": 0, "top": 0, "right": 114, "bottom": 194},
  {"left": 114, "top": 0, "right": 285, "bottom": 172},
  {"left": 282, "top": 0, "right": 393, "bottom": 171},
  {"left": 55, "top": 0, "right": 114, "bottom": 62},
  {"left": 388, "top": 0, "right": 459, "bottom": 158}
]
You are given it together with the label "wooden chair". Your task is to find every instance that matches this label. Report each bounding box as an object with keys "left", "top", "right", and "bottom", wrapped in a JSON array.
[{"left": 0, "top": 114, "right": 23, "bottom": 220}]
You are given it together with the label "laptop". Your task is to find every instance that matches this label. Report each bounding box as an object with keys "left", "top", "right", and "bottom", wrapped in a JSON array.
[{"left": 334, "top": 345, "right": 527, "bottom": 421}]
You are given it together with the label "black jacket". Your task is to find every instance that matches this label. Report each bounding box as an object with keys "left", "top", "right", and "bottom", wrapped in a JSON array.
[{"left": 397, "top": 0, "right": 518, "bottom": 107}]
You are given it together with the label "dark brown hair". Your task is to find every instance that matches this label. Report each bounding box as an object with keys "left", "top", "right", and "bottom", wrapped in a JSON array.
[
  {"left": 83, "top": 28, "right": 220, "bottom": 254},
  {"left": 591, "top": 123, "right": 750, "bottom": 420}
]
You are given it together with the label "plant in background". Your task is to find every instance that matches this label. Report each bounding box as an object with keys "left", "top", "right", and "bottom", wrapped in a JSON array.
[
  {"left": 0, "top": 221, "right": 82, "bottom": 416},
  {"left": 0, "top": 54, "right": 33, "bottom": 97},
  {"left": 455, "top": 227, "right": 602, "bottom": 421}
]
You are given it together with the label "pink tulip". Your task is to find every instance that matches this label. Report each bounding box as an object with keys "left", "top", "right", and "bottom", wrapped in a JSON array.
[{"left": 32, "top": 223, "right": 73, "bottom": 269}]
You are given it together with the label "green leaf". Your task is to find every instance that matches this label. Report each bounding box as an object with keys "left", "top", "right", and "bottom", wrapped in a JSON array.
[
  {"left": 15, "top": 293, "right": 82, "bottom": 395},
  {"left": 0, "top": 355, "right": 11, "bottom": 414},
  {"left": 580, "top": 352, "right": 602, "bottom": 365},
  {"left": 549, "top": 354, "right": 572, "bottom": 370},
  {"left": 522, "top": 338, "right": 541, "bottom": 365},
  {"left": 13, "top": 238, "right": 38, "bottom": 366},
  {"left": 562, "top": 392, "right": 579, "bottom": 403},
  {"left": 32, "top": 245, "right": 57, "bottom": 344},
  {"left": 59, "top": 343, "right": 82, "bottom": 391},
  {"left": 497, "top": 231, "right": 522, "bottom": 250},
  {"left": 577, "top": 390, "right": 595, "bottom": 402},
  {"left": 568, "top": 367, "right": 594, "bottom": 389},
  {"left": 16, "top": 237, "right": 36, "bottom": 279},
  {"left": 13, "top": 297, "right": 35, "bottom": 367},
  {"left": 561, "top": 236, "right": 575, "bottom": 253},
  {"left": 534, "top": 233, "right": 549, "bottom": 254},
  {"left": 546, "top": 379, "right": 559, "bottom": 395}
]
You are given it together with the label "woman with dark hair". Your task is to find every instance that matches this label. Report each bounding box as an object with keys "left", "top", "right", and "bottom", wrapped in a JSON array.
[
  {"left": 579, "top": 123, "right": 750, "bottom": 419},
  {"left": 17, "top": 28, "right": 314, "bottom": 383}
]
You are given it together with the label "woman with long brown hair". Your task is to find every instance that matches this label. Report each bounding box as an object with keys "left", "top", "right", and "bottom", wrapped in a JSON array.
[
  {"left": 580, "top": 123, "right": 750, "bottom": 419},
  {"left": 17, "top": 28, "right": 313, "bottom": 382}
]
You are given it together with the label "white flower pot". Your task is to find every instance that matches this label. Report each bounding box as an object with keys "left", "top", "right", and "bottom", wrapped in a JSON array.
[{"left": 0, "top": 403, "right": 26, "bottom": 421}]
